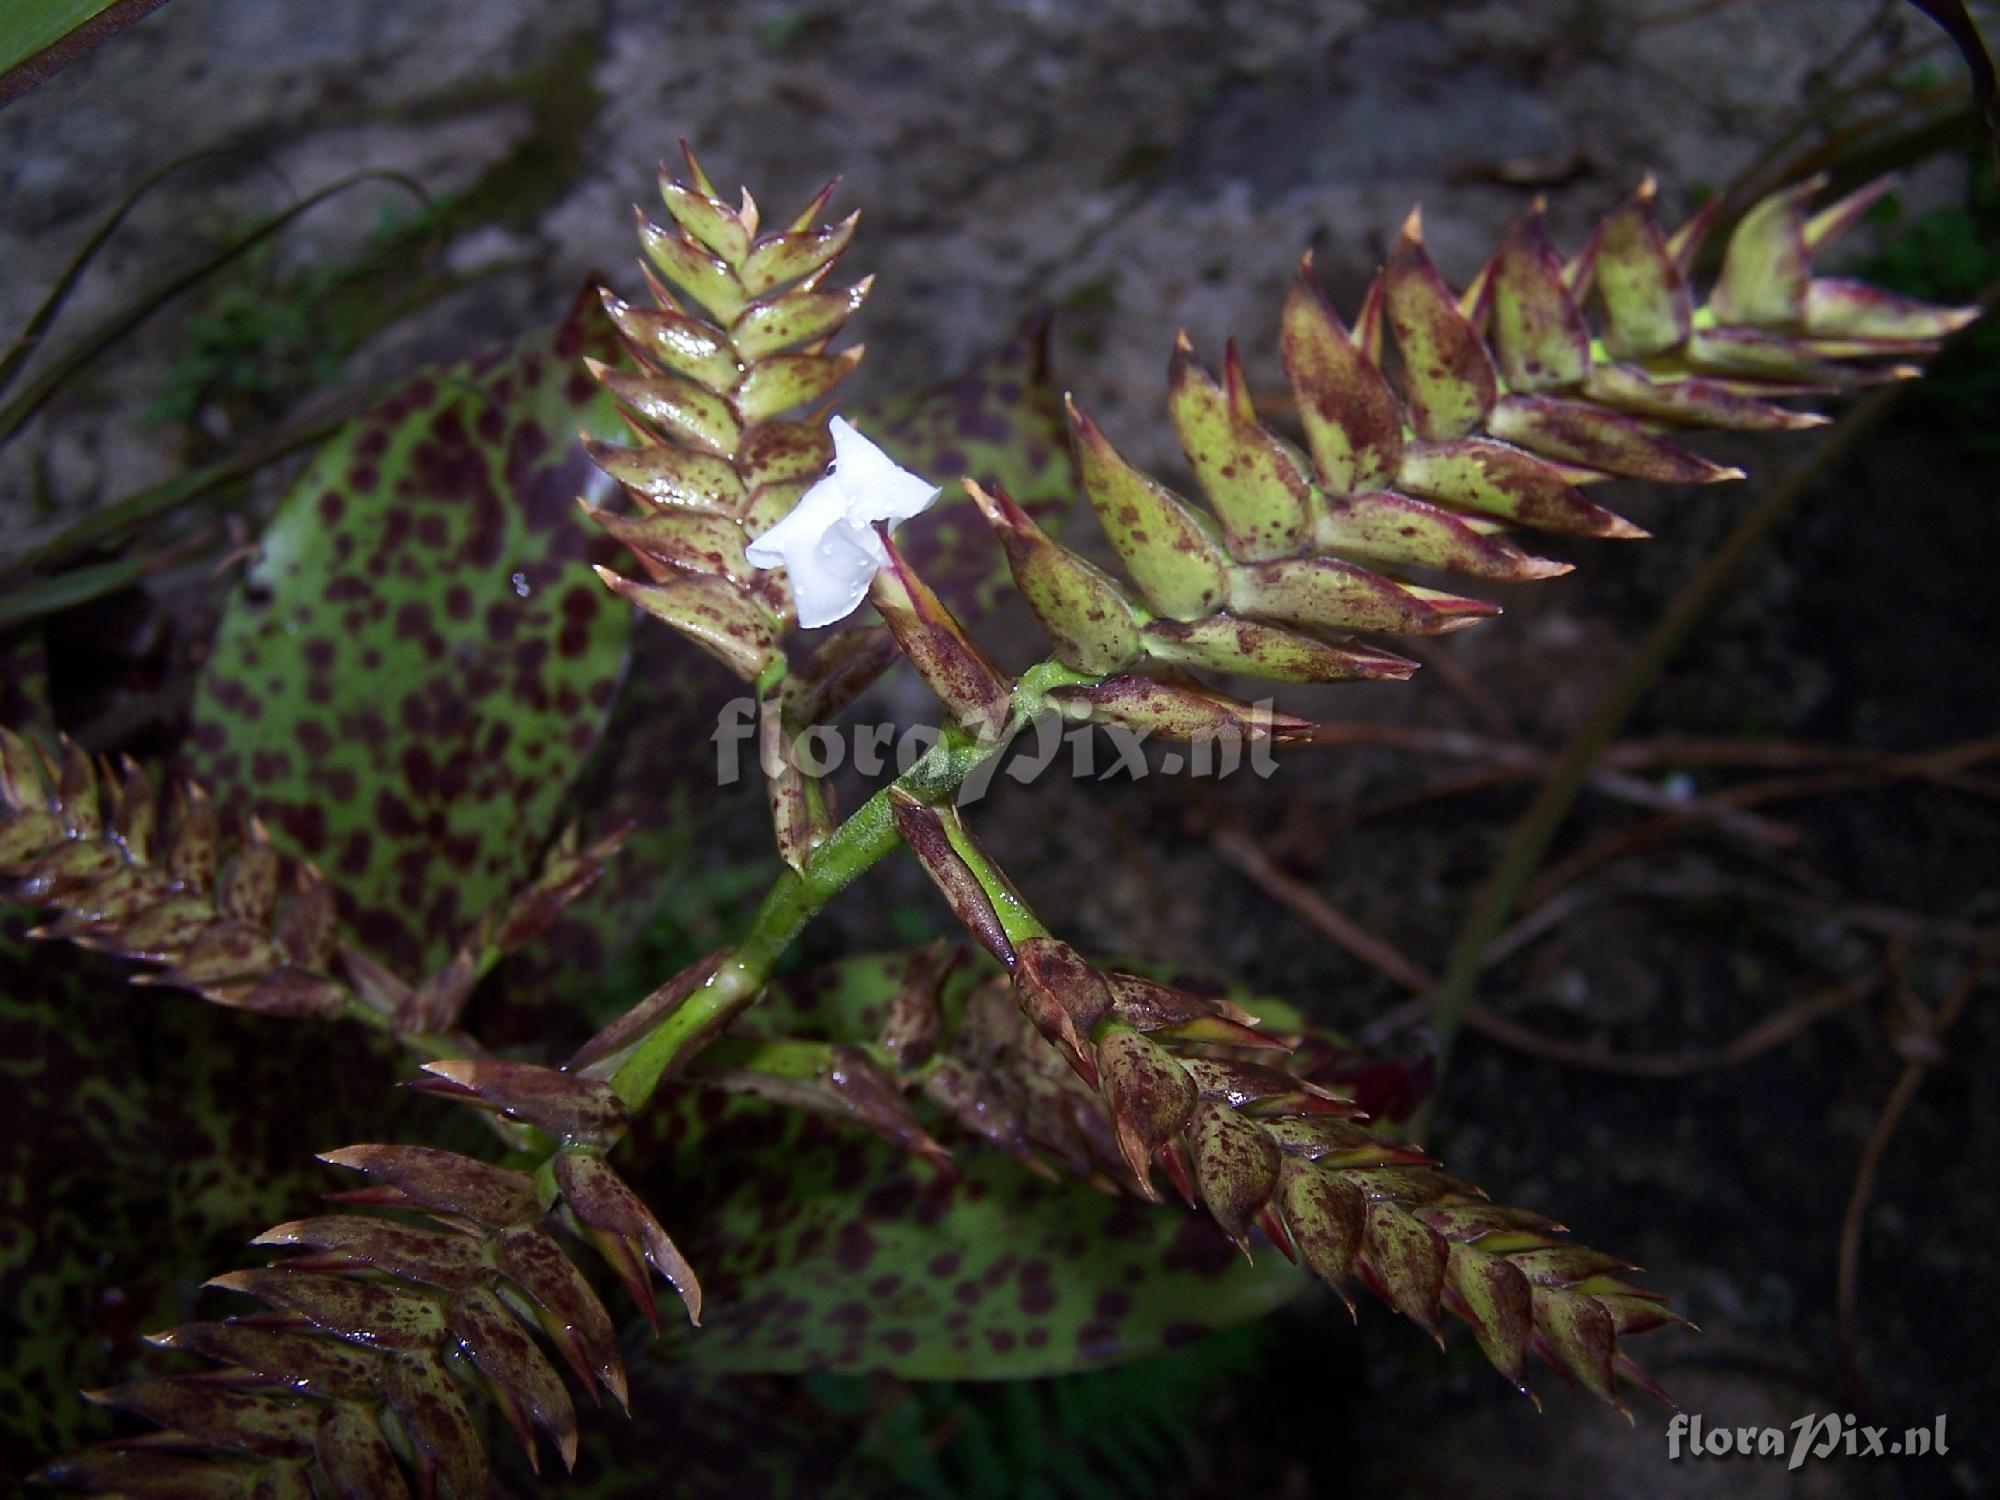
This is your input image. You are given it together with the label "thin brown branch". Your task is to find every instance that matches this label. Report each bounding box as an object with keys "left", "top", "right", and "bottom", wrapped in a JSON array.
[
  {"left": 1837, "top": 939, "right": 1997, "bottom": 1396},
  {"left": 1305, "top": 721, "right": 1796, "bottom": 845},
  {"left": 1210, "top": 827, "right": 1436, "bottom": 994},
  {"left": 1517, "top": 737, "right": 2000, "bottom": 914},
  {"left": 1462, "top": 968, "right": 1878, "bottom": 1079},
  {"left": 1216, "top": 824, "right": 1881, "bottom": 1080}
]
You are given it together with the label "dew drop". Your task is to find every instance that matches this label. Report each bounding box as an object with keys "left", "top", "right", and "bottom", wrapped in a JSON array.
[{"left": 512, "top": 572, "right": 532, "bottom": 598}]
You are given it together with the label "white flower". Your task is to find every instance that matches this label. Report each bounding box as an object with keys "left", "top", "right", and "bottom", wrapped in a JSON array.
[{"left": 743, "top": 416, "right": 940, "bottom": 628}]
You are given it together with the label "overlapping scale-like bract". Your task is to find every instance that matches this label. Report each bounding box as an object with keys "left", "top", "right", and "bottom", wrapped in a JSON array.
[
  {"left": 38, "top": 1065, "right": 697, "bottom": 1497},
  {"left": 881, "top": 797, "right": 1681, "bottom": 1410},
  {"left": 0, "top": 726, "right": 624, "bottom": 1038},
  {"left": 975, "top": 175, "right": 1974, "bottom": 726},
  {"left": 584, "top": 144, "right": 889, "bottom": 871},
  {"left": 0, "top": 726, "right": 351, "bottom": 1020}
]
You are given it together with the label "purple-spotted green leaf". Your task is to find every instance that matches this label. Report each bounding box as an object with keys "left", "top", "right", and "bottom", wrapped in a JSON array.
[
  {"left": 1071, "top": 401, "right": 1229, "bottom": 621},
  {"left": 966, "top": 480, "right": 1140, "bottom": 675},
  {"left": 1277, "top": 1160, "right": 1364, "bottom": 1306},
  {"left": 1802, "top": 278, "right": 1982, "bottom": 341},
  {"left": 889, "top": 793, "right": 1016, "bottom": 966},
  {"left": 629, "top": 952, "right": 1305, "bottom": 1380},
  {"left": 1531, "top": 1284, "right": 1622, "bottom": 1409},
  {"left": 185, "top": 287, "right": 633, "bottom": 974},
  {"left": 0, "top": 913, "right": 450, "bottom": 1462},
  {"left": 1189, "top": 1100, "right": 1281, "bottom": 1249},
  {"left": 1096, "top": 1025, "right": 1197, "bottom": 1194}
]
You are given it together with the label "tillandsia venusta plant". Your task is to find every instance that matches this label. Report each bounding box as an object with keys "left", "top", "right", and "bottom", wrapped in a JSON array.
[{"left": 7, "top": 138, "right": 1974, "bottom": 1495}]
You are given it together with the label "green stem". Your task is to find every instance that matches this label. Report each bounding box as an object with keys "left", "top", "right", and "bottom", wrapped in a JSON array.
[
  {"left": 1416, "top": 377, "right": 1922, "bottom": 1136},
  {"left": 936, "top": 808, "right": 1050, "bottom": 948},
  {"left": 602, "top": 655, "right": 1092, "bottom": 1116}
]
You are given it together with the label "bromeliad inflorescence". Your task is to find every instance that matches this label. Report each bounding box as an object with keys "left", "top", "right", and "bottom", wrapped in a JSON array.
[{"left": 18, "top": 141, "right": 1976, "bottom": 1496}]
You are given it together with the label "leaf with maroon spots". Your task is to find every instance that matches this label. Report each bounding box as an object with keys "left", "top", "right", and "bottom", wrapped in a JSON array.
[
  {"left": 185, "top": 286, "right": 634, "bottom": 973},
  {"left": 0, "top": 909, "right": 457, "bottom": 1466},
  {"left": 854, "top": 313, "right": 1075, "bottom": 617},
  {"left": 625, "top": 953, "right": 1304, "bottom": 1379}
]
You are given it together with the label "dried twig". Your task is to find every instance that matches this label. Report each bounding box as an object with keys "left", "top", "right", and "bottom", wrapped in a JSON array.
[
  {"left": 1836, "top": 938, "right": 1996, "bottom": 1396},
  {"left": 1215, "top": 824, "right": 1885, "bottom": 1079}
]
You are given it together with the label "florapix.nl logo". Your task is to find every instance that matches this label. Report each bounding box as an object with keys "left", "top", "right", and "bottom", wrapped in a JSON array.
[
  {"left": 711, "top": 697, "right": 1288, "bottom": 801},
  {"left": 1667, "top": 1412, "right": 1950, "bottom": 1471}
]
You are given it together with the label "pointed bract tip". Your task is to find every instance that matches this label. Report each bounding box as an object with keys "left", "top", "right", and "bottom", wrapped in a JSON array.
[
  {"left": 1601, "top": 514, "right": 1651, "bottom": 540},
  {"left": 1707, "top": 466, "right": 1747, "bottom": 484},
  {"left": 1636, "top": 172, "right": 1657, "bottom": 199},
  {"left": 675, "top": 137, "right": 715, "bottom": 193},
  {"left": 1400, "top": 206, "right": 1424, "bottom": 241},
  {"left": 602, "top": 1365, "right": 631, "bottom": 1411},
  {"left": 1297, "top": 248, "right": 1316, "bottom": 275}
]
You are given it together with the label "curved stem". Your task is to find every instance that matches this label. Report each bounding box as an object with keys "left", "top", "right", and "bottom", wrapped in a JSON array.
[{"left": 602, "top": 656, "right": 1090, "bottom": 1114}]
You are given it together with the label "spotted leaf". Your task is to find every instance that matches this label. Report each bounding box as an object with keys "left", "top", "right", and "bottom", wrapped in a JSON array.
[{"left": 185, "top": 287, "right": 634, "bottom": 973}]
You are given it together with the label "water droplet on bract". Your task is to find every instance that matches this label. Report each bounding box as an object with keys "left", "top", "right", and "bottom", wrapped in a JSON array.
[{"left": 512, "top": 572, "right": 531, "bottom": 598}]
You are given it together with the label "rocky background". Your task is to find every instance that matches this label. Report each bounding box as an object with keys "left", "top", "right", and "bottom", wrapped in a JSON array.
[{"left": 4, "top": 2, "right": 1996, "bottom": 1497}]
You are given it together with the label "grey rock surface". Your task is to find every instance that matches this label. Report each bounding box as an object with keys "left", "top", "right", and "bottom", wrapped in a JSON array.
[{"left": 1, "top": 0, "right": 1957, "bottom": 536}]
